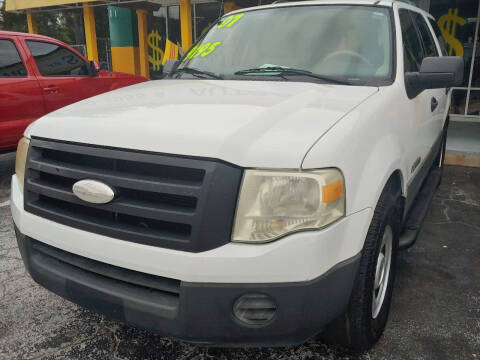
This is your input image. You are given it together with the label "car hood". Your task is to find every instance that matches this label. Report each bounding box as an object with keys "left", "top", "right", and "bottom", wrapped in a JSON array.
[{"left": 26, "top": 79, "right": 378, "bottom": 168}]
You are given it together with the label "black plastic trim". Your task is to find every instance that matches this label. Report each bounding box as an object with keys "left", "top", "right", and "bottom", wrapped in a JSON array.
[
  {"left": 15, "top": 230, "right": 361, "bottom": 347},
  {"left": 404, "top": 130, "right": 443, "bottom": 217},
  {"left": 400, "top": 167, "right": 441, "bottom": 249},
  {"left": 31, "top": 238, "right": 181, "bottom": 294}
]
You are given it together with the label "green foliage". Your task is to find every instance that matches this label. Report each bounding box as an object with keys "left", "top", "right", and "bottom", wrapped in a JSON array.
[
  {"left": 0, "top": 1, "right": 84, "bottom": 45},
  {"left": 0, "top": 1, "right": 28, "bottom": 32}
]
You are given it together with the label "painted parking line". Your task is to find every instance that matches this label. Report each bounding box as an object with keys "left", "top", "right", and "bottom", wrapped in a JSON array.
[{"left": 0, "top": 200, "right": 10, "bottom": 208}]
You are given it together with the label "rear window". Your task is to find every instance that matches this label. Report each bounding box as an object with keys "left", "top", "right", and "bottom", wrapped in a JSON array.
[
  {"left": 0, "top": 39, "right": 27, "bottom": 77},
  {"left": 428, "top": 17, "right": 448, "bottom": 56},
  {"left": 412, "top": 12, "right": 439, "bottom": 57},
  {"left": 399, "top": 10, "right": 424, "bottom": 72}
]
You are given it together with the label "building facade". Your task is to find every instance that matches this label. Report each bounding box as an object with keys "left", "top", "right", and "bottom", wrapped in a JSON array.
[{"left": 5, "top": 0, "right": 480, "bottom": 123}]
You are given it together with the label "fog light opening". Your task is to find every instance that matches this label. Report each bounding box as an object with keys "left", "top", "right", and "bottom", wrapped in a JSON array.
[{"left": 233, "top": 293, "right": 277, "bottom": 326}]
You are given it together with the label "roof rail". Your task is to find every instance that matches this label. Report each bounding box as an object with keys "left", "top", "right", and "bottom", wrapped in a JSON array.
[
  {"left": 272, "top": 0, "right": 306, "bottom": 3},
  {"left": 393, "top": 0, "right": 417, "bottom": 5}
]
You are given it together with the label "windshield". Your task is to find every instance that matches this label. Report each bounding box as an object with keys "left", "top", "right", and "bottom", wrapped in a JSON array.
[{"left": 175, "top": 5, "right": 393, "bottom": 85}]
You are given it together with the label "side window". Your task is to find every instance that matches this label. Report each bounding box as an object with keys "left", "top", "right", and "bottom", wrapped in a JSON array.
[
  {"left": 26, "top": 40, "right": 90, "bottom": 77},
  {"left": 0, "top": 39, "right": 28, "bottom": 77},
  {"left": 412, "top": 13, "right": 439, "bottom": 58},
  {"left": 428, "top": 17, "right": 448, "bottom": 56},
  {"left": 399, "top": 10, "right": 424, "bottom": 72}
]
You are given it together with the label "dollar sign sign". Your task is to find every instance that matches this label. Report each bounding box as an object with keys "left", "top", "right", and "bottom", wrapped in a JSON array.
[
  {"left": 438, "top": 8, "right": 466, "bottom": 57},
  {"left": 148, "top": 30, "right": 164, "bottom": 71}
]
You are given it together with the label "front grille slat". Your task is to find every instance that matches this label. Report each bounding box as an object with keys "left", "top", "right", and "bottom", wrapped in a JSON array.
[
  {"left": 25, "top": 138, "right": 243, "bottom": 252},
  {"left": 29, "top": 158, "right": 203, "bottom": 196},
  {"left": 27, "top": 178, "right": 198, "bottom": 224},
  {"left": 31, "top": 138, "right": 211, "bottom": 170},
  {"left": 28, "top": 198, "right": 191, "bottom": 244}
]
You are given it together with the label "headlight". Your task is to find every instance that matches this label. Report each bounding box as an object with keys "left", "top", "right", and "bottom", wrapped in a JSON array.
[
  {"left": 15, "top": 137, "right": 30, "bottom": 193},
  {"left": 232, "top": 169, "right": 345, "bottom": 243}
]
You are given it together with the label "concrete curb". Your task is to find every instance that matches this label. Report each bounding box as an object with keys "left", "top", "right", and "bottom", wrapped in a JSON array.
[{"left": 445, "top": 151, "right": 480, "bottom": 168}]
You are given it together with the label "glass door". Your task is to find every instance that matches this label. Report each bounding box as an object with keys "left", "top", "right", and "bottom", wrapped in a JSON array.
[{"left": 429, "top": 0, "right": 480, "bottom": 121}]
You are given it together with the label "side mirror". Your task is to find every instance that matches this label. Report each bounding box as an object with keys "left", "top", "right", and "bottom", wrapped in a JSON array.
[
  {"left": 89, "top": 60, "right": 100, "bottom": 76},
  {"left": 163, "top": 59, "right": 181, "bottom": 77},
  {"left": 405, "top": 56, "right": 464, "bottom": 98}
]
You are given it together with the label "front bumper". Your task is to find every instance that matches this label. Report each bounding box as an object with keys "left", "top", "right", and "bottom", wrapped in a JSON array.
[
  {"left": 15, "top": 229, "right": 360, "bottom": 347},
  {"left": 11, "top": 175, "right": 372, "bottom": 283}
]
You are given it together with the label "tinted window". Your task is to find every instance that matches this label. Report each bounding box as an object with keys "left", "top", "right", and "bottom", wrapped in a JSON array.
[
  {"left": 399, "top": 10, "right": 424, "bottom": 72},
  {"left": 0, "top": 39, "right": 27, "bottom": 77},
  {"left": 428, "top": 17, "right": 448, "bottom": 56},
  {"left": 27, "top": 41, "right": 89, "bottom": 76},
  {"left": 412, "top": 12, "right": 438, "bottom": 57}
]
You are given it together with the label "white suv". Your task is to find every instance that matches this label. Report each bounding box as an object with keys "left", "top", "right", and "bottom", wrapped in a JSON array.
[{"left": 12, "top": 0, "right": 463, "bottom": 351}]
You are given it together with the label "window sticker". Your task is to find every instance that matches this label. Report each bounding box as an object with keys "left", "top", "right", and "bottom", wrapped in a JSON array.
[
  {"left": 218, "top": 13, "right": 244, "bottom": 29},
  {"left": 183, "top": 41, "right": 222, "bottom": 61},
  {"left": 201, "top": 42, "right": 221, "bottom": 56}
]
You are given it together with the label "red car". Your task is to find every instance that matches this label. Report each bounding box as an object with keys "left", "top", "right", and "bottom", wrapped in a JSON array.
[{"left": 0, "top": 31, "right": 147, "bottom": 151}]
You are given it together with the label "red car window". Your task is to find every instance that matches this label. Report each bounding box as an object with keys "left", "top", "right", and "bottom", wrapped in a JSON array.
[
  {"left": 26, "top": 40, "right": 90, "bottom": 77},
  {"left": 0, "top": 39, "right": 28, "bottom": 77}
]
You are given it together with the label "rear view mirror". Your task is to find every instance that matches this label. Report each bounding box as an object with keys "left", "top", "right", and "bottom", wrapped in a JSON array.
[{"left": 405, "top": 56, "right": 464, "bottom": 98}]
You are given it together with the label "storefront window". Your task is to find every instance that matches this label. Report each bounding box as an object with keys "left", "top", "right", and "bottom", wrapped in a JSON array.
[
  {"left": 168, "top": 6, "right": 181, "bottom": 45},
  {"left": 91, "top": 7, "right": 112, "bottom": 70},
  {"left": 429, "top": 0, "right": 480, "bottom": 117},
  {"left": 451, "top": 89, "right": 469, "bottom": 114},
  {"left": 467, "top": 90, "right": 480, "bottom": 115},
  {"left": 149, "top": 7, "right": 167, "bottom": 79},
  {"left": 194, "top": 2, "right": 223, "bottom": 41}
]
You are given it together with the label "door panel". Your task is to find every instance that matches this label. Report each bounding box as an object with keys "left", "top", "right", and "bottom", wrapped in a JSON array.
[
  {"left": 413, "top": 12, "right": 447, "bottom": 155},
  {"left": 0, "top": 38, "right": 45, "bottom": 150},
  {"left": 25, "top": 40, "right": 105, "bottom": 113},
  {"left": 399, "top": 9, "right": 429, "bottom": 194},
  {"left": 399, "top": 9, "right": 447, "bottom": 213}
]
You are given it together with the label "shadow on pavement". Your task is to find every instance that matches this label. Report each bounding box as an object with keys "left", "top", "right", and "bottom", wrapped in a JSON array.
[
  {"left": 0, "top": 152, "right": 15, "bottom": 203},
  {"left": 0, "top": 165, "right": 479, "bottom": 360}
]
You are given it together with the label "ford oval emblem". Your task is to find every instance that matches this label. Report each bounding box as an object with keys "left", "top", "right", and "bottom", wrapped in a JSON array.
[{"left": 72, "top": 179, "right": 115, "bottom": 204}]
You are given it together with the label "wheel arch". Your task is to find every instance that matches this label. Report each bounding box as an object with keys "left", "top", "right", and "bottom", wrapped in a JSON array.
[
  {"left": 388, "top": 169, "right": 405, "bottom": 198},
  {"left": 344, "top": 135, "right": 408, "bottom": 217}
]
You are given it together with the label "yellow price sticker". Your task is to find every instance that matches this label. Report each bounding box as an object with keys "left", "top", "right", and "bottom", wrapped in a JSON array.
[
  {"left": 218, "top": 13, "right": 244, "bottom": 29},
  {"left": 183, "top": 42, "right": 222, "bottom": 61}
]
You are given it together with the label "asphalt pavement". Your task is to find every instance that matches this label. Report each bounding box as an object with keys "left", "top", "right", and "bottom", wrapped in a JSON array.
[{"left": 0, "top": 151, "right": 479, "bottom": 360}]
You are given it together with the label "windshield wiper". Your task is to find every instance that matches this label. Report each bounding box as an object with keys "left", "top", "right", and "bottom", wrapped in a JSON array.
[
  {"left": 173, "top": 67, "right": 223, "bottom": 80},
  {"left": 234, "top": 66, "right": 351, "bottom": 85}
]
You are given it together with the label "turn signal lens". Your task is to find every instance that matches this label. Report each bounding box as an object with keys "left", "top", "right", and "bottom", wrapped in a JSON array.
[
  {"left": 322, "top": 180, "right": 343, "bottom": 203},
  {"left": 15, "top": 137, "right": 30, "bottom": 193},
  {"left": 232, "top": 169, "right": 345, "bottom": 243}
]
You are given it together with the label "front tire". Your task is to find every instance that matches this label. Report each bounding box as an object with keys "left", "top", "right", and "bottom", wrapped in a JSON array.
[{"left": 323, "top": 180, "right": 401, "bottom": 352}]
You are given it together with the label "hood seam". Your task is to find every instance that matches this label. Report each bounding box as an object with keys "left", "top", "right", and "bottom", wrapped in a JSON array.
[{"left": 299, "top": 87, "right": 380, "bottom": 170}]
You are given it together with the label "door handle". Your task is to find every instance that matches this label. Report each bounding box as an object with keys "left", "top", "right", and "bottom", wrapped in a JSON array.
[
  {"left": 43, "top": 85, "right": 59, "bottom": 94},
  {"left": 431, "top": 97, "right": 438, "bottom": 112}
]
